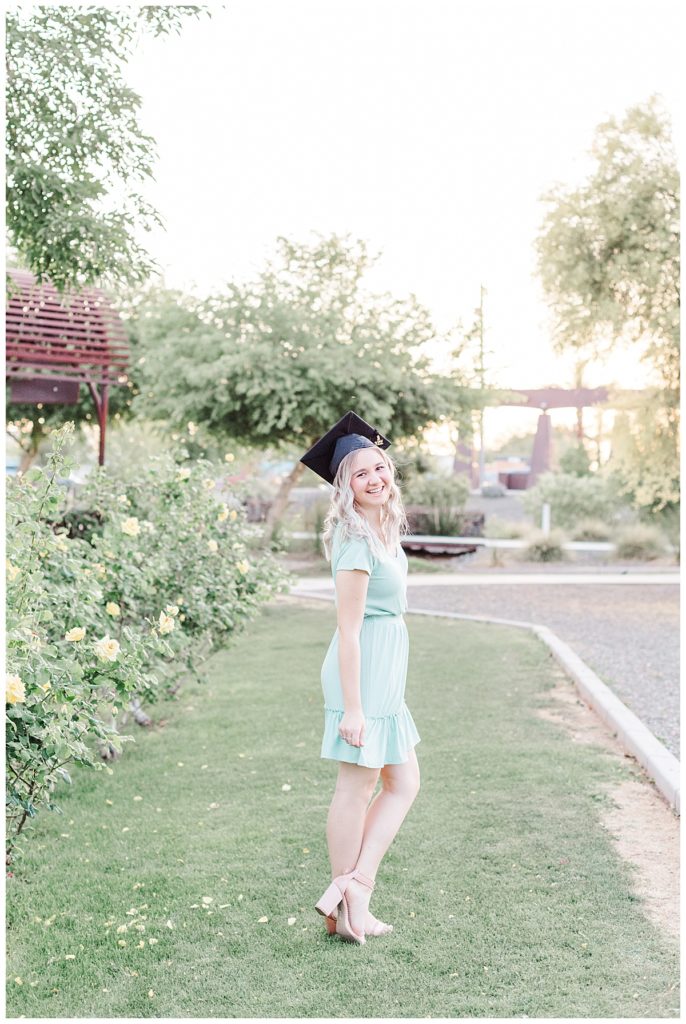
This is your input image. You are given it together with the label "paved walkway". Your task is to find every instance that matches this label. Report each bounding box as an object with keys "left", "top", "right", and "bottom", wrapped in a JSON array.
[{"left": 294, "top": 570, "right": 680, "bottom": 760}]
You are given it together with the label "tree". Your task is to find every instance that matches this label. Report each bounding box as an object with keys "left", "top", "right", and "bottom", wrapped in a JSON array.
[
  {"left": 558, "top": 443, "right": 592, "bottom": 477},
  {"left": 606, "top": 396, "right": 679, "bottom": 514},
  {"left": 6, "top": 5, "right": 208, "bottom": 292},
  {"left": 132, "top": 235, "right": 469, "bottom": 537},
  {"left": 535, "top": 96, "right": 679, "bottom": 512}
]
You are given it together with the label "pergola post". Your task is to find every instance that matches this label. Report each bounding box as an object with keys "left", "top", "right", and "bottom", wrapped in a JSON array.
[{"left": 87, "top": 381, "right": 110, "bottom": 466}]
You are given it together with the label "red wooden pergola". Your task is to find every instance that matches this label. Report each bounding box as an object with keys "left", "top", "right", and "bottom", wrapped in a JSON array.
[{"left": 5, "top": 268, "right": 129, "bottom": 464}]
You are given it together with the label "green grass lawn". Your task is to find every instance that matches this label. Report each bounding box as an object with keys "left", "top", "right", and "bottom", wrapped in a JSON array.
[{"left": 6, "top": 601, "right": 679, "bottom": 1018}]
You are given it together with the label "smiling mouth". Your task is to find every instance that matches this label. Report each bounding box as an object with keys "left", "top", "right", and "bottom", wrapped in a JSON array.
[{"left": 367, "top": 486, "right": 385, "bottom": 494}]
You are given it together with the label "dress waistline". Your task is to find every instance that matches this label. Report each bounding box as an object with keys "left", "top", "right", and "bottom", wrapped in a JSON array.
[{"left": 362, "top": 612, "right": 405, "bottom": 620}]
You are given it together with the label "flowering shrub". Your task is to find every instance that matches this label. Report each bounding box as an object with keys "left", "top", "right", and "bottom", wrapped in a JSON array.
[{"left": 6, "top": 425, "right": 291, "bottom": 862}]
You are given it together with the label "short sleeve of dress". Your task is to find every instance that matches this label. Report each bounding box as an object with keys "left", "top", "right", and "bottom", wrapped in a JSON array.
[{"left": 333, "top": 534, "right": 376, "bottom": 576}]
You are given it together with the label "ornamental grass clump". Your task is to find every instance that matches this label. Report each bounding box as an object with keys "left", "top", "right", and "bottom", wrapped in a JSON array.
[
  {"left": 484, "top": 516, "right": 529, "bottom": 540},
  {"left": 520, "top": 528, "right": 569, "bottom": 563},
  {"left": 569, "top": 517, "right": 612, "bottom": 542},
  {"left": 6, "top": 424, "right": 291, "bottom": 864},
  {"left": 614, "top": 523, "right": 668, "bottom": 560}
]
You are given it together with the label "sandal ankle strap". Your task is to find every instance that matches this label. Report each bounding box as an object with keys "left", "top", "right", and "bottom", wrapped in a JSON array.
[{"left": 351, "top": 869, "right": 375, "bottom": 890}]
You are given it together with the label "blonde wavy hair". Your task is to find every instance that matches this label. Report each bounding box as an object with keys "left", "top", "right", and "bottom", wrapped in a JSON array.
[{"left": 321, "top": 445, "right": 409, "bottom": 563}]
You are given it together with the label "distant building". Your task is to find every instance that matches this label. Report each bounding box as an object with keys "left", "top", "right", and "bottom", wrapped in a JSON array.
[{"left": 485, "top": 455, "right": 530, "bottom": 491}]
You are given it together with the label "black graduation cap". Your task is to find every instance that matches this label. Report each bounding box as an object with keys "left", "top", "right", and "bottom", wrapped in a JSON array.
[{"left": 299, "top": 410, "right": 391, "bottom": 485}]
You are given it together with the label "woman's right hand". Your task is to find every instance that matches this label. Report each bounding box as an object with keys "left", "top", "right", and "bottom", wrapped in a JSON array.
[{"left": 339, "top": 709, "right": 366, "bottom": 747}]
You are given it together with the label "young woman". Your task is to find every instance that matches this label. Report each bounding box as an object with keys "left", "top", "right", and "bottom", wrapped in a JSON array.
[{"left": 300, "top": 413, "right": 421, "bottom": 945}]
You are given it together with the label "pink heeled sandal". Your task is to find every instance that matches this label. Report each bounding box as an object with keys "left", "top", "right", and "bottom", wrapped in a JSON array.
[
  {"left": 323, "top": 908, "right": 393, "bottom": 937},
  {"left": 315, "top": 868, "right": 376, "bottom": 944}
]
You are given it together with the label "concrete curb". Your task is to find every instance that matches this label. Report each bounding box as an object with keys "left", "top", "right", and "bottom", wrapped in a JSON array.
[{"left": 290, "top": 588, "right": 681, "bottom": 814}]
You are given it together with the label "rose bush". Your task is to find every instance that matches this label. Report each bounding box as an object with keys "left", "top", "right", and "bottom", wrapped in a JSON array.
[{"left": 6, "top": 425, "right": 292, "bottom": 862}]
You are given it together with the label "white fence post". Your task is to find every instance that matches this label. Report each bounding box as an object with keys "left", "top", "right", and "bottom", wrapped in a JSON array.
[{"left": 541, "top": 502, "right": 551, "bottom": 536}]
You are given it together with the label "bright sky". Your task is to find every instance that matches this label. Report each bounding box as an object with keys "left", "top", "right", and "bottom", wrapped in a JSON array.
[{"left": 127, "top": 0, "right": 680, "bottom": 449}]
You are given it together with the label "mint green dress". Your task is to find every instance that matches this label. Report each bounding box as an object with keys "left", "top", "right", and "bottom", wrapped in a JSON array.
[{"left": 320, "top": 523, "right": 421, "bottom": 769}]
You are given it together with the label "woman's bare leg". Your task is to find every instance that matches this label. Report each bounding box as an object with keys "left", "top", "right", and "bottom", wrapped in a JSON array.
[
  {"left": 326, "top": 761, "right": 380, "bottom": 878},
  {"left": 343, "top": 748, "right": 421, "bottom": 932},
  {"left": 358, "top": 747, "right": 420, "bottom": 877}
]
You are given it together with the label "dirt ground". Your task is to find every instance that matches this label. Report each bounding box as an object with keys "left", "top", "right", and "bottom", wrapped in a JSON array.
[{"left": 536, "top": 671, "right": 680, "bottom": 941}]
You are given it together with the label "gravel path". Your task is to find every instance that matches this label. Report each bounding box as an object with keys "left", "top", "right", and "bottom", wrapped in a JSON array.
[{"left": 406, "top": 583, "right": 680, "bottom": 759}]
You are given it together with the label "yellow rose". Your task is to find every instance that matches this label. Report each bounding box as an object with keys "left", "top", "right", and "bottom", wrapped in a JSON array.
[
  {"left": 207, "top": 539, "right": 219, "bottom": 553},
  {"left": 65, "top": 627, "right": 86, "bottom": 642},
  {"left": 158, "top": 612, "right": 175, "bottom": 635},
  {"left": 237, "top": 560, "right": 250, "bottom": 574},
  {"left": 164, "top": 605, "right": 179, "bottom": 617},
  {"left": 179, "top": 614, "right": 186, "bottom": 622},
  {"left": 176, "top": 467, "right": 191, "bottom": 482},
  {"left": 40, "top": 682, "right": 51, "bottom": 693},
  {"left": 217, "top": 505, "right": 229, "bottom": 523},
  {"left": 121, "top": 517, "right": 141, "bottom": 537},
  {"left": 117, "top": 495, "right": 130, "bottom": 506},
  {"left": 95, "top": 562, "right": 107, "bottom": 577},
  {"left": 6, "top": 674, "right": 25, "bottom": 705},
  {"left": 229, "top": 509, "right": 238, "bottom": 522},
  {"left": 203, "top": 479, "right": 215, "bottom": 491},
  {"left": 54, "top": 537, "right": 69, "bottom": 553},
  {"left": 6, "top": 561, "right": 21, "bottom": 582},
  {"left": 94, "top": 635, "right": 120, "bottom": 662},
  {"left": 106, "top": 602, "right": 121, "bottom": 617},
  {"left": 224, "top": 453, "right": 235, "bottom": 462},
  {"left": 187, "top": 421, "right": 198, "bottom": 437}
]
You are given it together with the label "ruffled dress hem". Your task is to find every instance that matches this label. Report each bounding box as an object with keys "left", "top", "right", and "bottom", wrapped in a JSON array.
[{"left": 320, "top": 703, "right": 421, "bottom": 768}]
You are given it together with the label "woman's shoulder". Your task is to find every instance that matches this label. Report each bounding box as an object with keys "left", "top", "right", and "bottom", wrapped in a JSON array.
[
  {"left": 332, "top": 521, "right": 371, "bottom": 548},
  {"left": 331, "top": 522, "right": 377, "bottom": 573}
]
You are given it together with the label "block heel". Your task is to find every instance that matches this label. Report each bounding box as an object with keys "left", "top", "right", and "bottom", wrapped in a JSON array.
[
  {"left": 314, "top": 878, "right": 347, "bottom": 919},
  {"left": 314, "top": 869, "right": 375, "bottom": 944}
]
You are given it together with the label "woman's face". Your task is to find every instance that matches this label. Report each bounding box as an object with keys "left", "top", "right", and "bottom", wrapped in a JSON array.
[{"left": 349, "top": 447, "right": 392, "bottom": 511}]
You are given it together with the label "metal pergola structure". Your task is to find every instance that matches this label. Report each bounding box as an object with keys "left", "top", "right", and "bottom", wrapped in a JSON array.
[
  {"left": 5, "top": 268, "right": 130, "bottom": 465},
  {"left": 453, "top": 386, "right": 647, "bottom": 488}
]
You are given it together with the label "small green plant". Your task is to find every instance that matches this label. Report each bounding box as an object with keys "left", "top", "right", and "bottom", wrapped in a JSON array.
[
  {"left": 570, "top": 517, "right": 612, "bottom": 541},
  {"left": 614, "top": 523, "right": 668, "bottom": 560},
  {"left": 267, "top": 516, "right": 288, "bottom": 554},
  {"left": 520, "top": 528, "right": 569, "bottom": 562}
]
